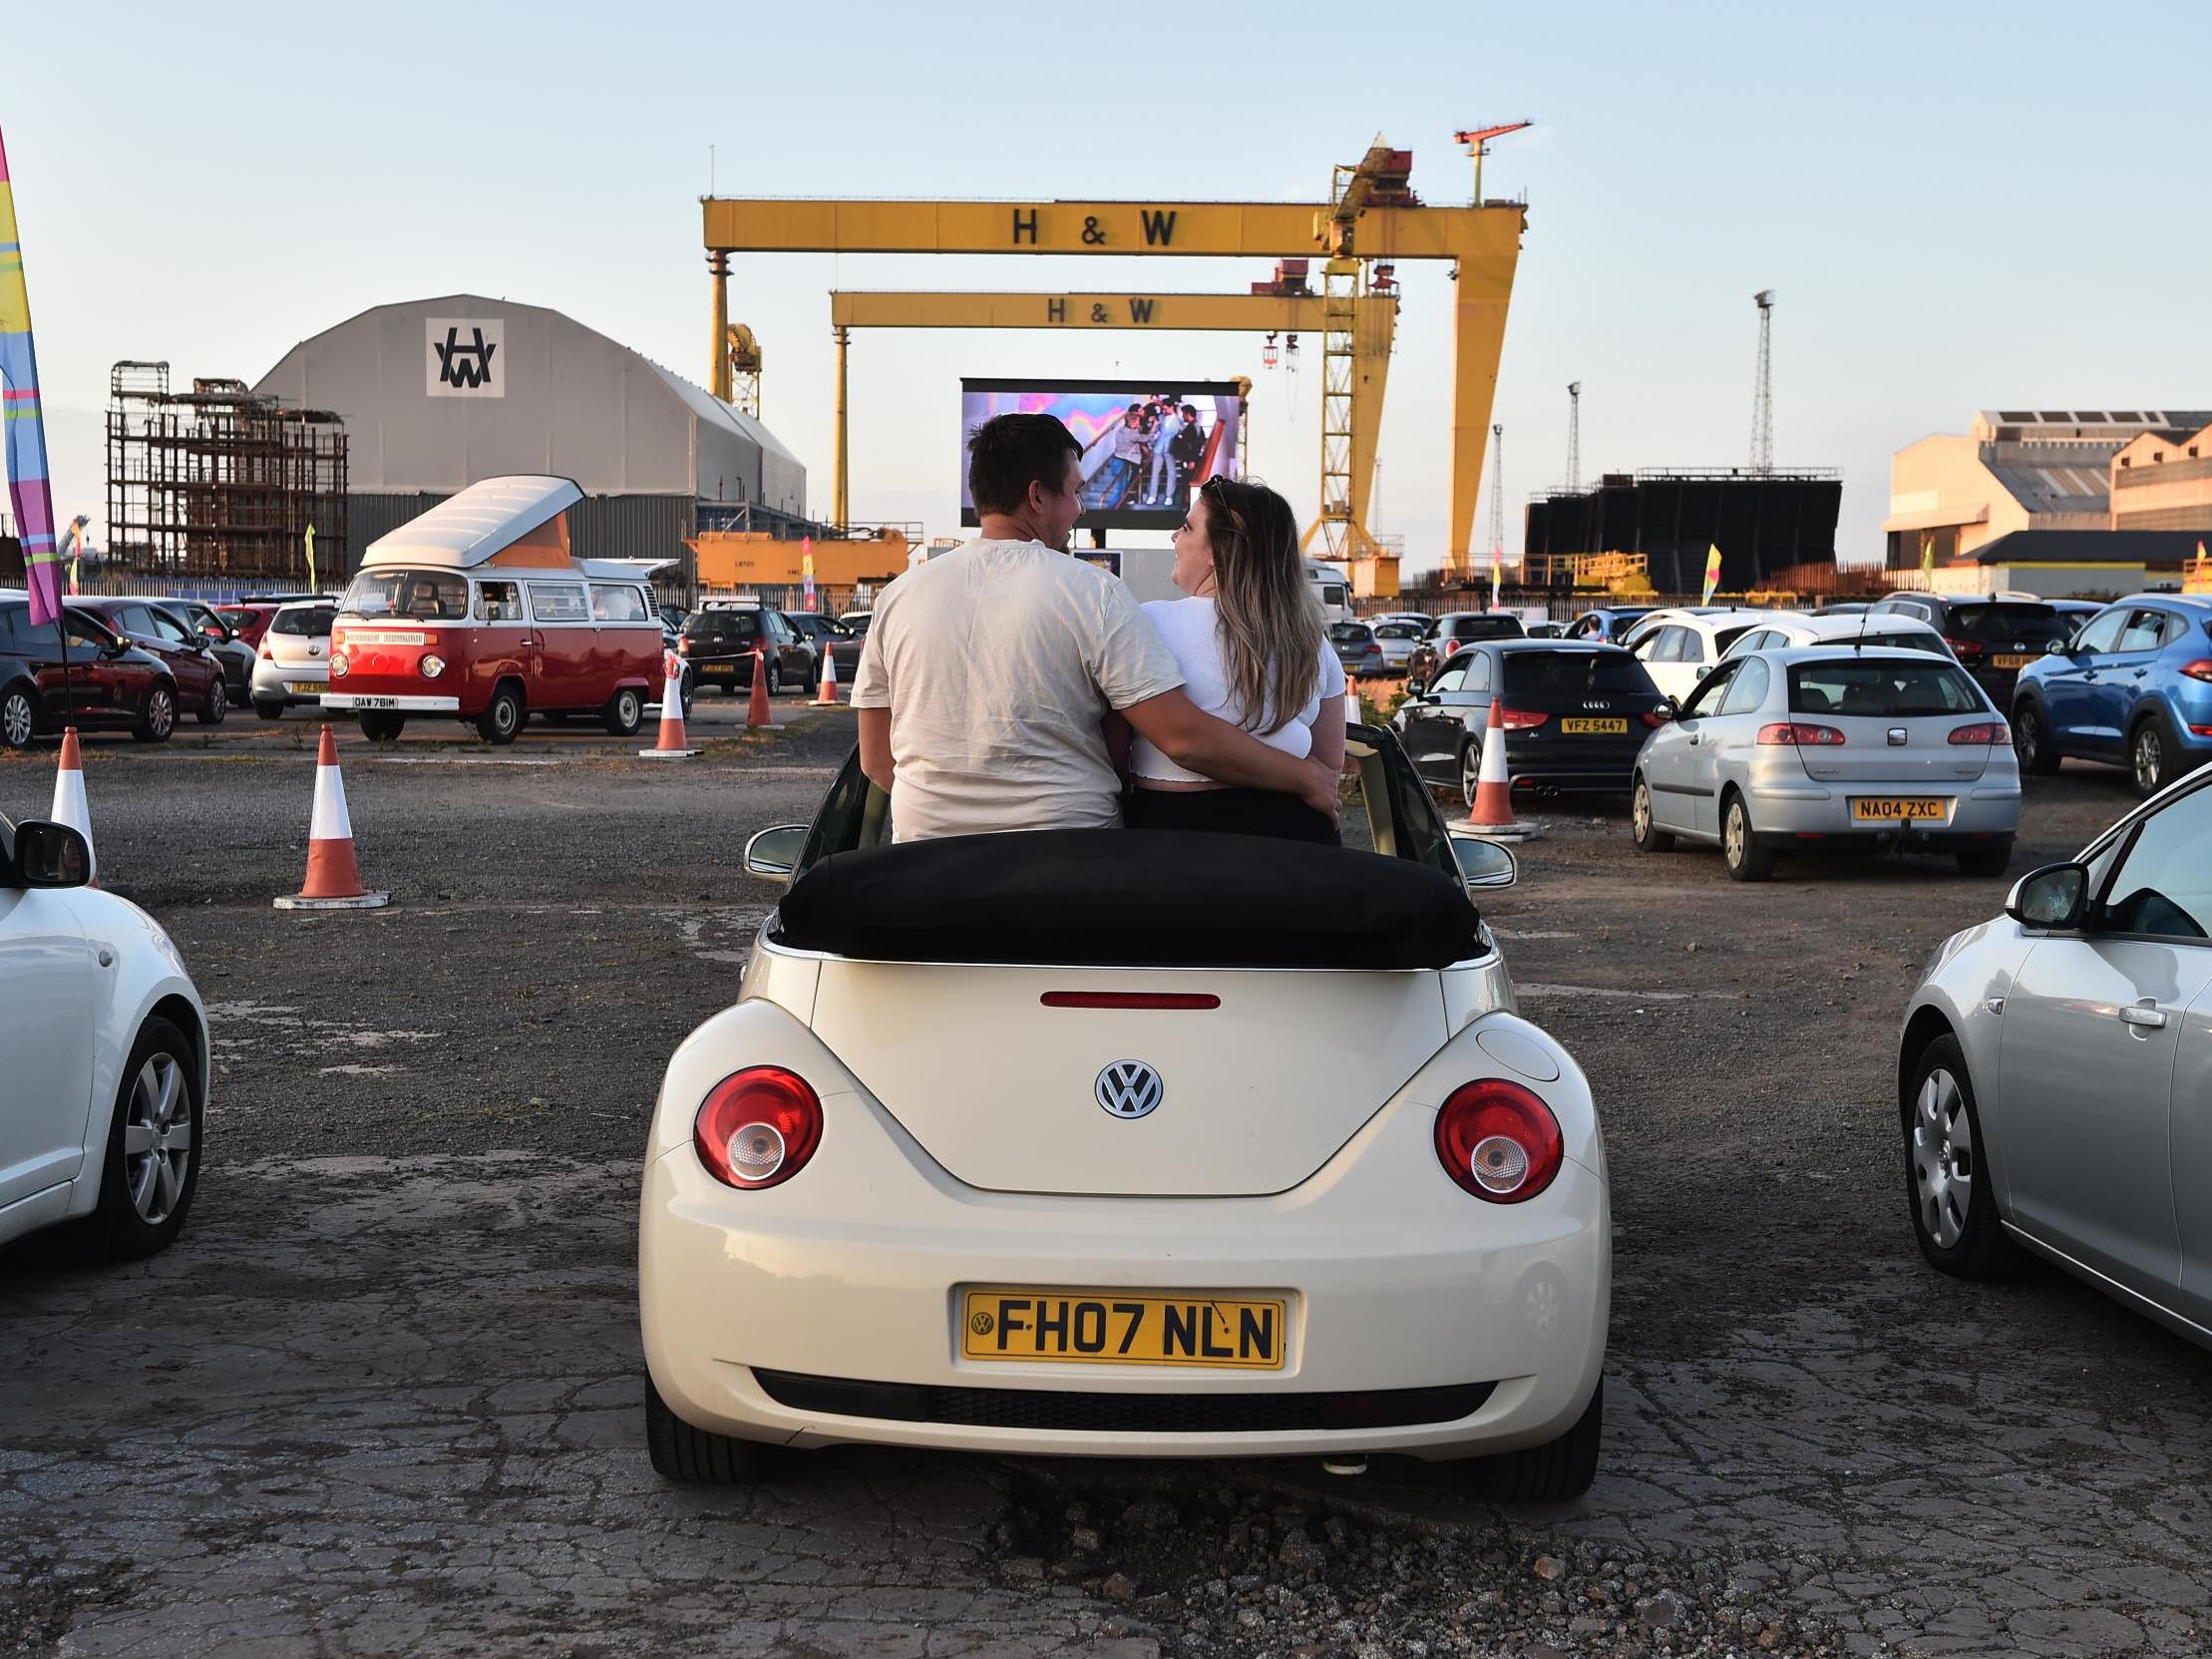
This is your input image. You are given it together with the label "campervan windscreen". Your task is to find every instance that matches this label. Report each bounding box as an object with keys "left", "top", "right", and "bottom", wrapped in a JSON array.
[{"left": 342, "top": 569, "right": 470, "bottom": 622}]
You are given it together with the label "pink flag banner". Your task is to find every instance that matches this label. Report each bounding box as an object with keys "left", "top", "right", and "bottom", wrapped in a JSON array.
[{"left": 0, "top": 124, "right": 62, "bottom": 624}]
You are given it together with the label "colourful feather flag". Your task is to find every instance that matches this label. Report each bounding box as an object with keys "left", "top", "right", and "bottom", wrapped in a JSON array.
[
  {"left": 1700, "top": 543, "right": 1722, "bottom": 605},
  {"left": 0, "top": 124, "right": 62, "bottom": 626}
]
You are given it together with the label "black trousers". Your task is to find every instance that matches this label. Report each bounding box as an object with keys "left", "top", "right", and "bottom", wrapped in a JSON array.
[{"left": 1126, "top": 786, "right": 1340, "bottom": 846}]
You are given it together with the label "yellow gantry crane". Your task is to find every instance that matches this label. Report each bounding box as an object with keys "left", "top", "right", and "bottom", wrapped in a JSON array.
[{"left": 700, "top": 138, "right": 1525, "bottom": 581}]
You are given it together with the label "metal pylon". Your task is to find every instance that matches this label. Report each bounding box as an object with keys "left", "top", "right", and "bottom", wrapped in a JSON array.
[{"left": 1317, "top": 255, "right": 1363, "bottom": 561}]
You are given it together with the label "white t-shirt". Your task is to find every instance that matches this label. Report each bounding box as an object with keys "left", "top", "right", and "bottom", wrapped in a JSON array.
[
  {"left": 1130, "top": 597, "right": 1345, "bottom": 784},
  {"left": 851, "top": 540, "right": 1185, "bottom": 840}
]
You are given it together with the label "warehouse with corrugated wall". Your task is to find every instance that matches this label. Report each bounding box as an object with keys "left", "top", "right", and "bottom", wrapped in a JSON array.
[{"left": 252, "top": 294, "right": 807, "bottom": 581}]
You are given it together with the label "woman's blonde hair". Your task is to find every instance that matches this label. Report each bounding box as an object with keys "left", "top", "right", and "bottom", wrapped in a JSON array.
[{"left": 1198, "top": 476, "right": 1322, "bottom": 735}]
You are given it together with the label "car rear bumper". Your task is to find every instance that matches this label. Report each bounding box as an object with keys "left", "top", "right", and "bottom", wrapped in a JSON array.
[
  {"left": 640, "top": 1089, "right": 1608, "bottom": 1462},
  {"left": 250, "top": 662, "right": 329, "bottom": 706},
  {"left": 1505, "top": 739, "right": 1647, "bottom": 791},
  {"left": 320, "top": 693, "right": 461, "bottom": 712},
  {"left": 1746, "top": 780, "right": 2023, "bottom": 840}
]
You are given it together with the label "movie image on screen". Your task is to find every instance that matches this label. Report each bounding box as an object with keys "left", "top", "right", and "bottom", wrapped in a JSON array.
[{"left": 960, "top": 379, "right": 1244, "bottom": 531}]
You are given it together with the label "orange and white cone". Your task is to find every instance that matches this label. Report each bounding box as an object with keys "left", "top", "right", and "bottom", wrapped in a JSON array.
[
  {"left": 274, "top": 724, "right": 390, "bottom": 910},
  {"left": 49, "top": 727, "right": 95, "bottom": 885},
  {"left": 640, "top": 649, "right": 699, "bottom": 758},
  {"left": 812, "top": 647, "right": 842, "bottom": 706},
  {"left": 746, "top": 643, "right": 776, "bottom": 729},
  {"left": 1463, "top": 699, "right": 1538, "bottom": 841},
  {"left": 1344, "top": 683, "right": 1362, "bottom": 731}
]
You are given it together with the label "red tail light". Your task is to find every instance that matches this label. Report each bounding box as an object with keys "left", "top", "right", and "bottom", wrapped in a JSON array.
[
  {"left": 1434, "top": 1079, "right": 1564, "bottom": 1203},
  {"left": 1640, "top": 709, "right": 1670, "bottom": 728},
  {"left": 1041, "top": 992, "right": 1220, "bottom": 1011},
  {"left": 258, "top": 644, "right": 274, "bottom": 660},
  {"left": 1494, "top": 705, "right": 1549, "bottom": 730},
  {"left": 2181, "top": 658, "right": 2212, "bottom": 683},
  {"left": 694, "top": 1066, "right": 822, "bottom": 1189},
  {"left": 1945, "top": 636, "right": 1986, "bottom": 659},
  {"left": 1758, "top": 722, "right": 1846, "bottom": 746},
  {"left": 1949, "top": 720, "right": 2009, "bottom": 745},
  {"left": 677, "top": 637, "right": 691, "bottom": 655}
]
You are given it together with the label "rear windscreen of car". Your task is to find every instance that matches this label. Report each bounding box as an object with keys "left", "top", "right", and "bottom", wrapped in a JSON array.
[
  {"left": 1327, "top": 623, "right": 1372, "bottom": 642},
  {"left": 1856, "top": 630, "right": 1945, "bottom": 654},
  {"left": 1448, "top": 618, "right": 1525, "bottom": 638},
  {"left": 1374, "top": 623, "right": 1421, "bottom": 639},
  {"left": 1945, "top": 604, "right": 2069, "bottom": 644},
  {"left": 685, "top": 612, "right": 761, "bottom": 643},
  {"left": 1789, "top": 660, "right": 1985, "bottom": 717},
  {"left": 1503, "top": 651, "right": 1659, "bottom": 696},
  {"left": 273, "top": 609, "right": 335, "bottom": 638}
]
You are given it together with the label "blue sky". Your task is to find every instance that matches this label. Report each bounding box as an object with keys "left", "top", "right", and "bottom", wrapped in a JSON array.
[{"left": 9, "top": 0, "right": 2209, "bottom": 574}]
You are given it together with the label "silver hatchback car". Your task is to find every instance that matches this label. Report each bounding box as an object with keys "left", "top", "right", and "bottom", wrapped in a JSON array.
[
  {"left": 1630, "top": 646, "right": 2023, "bottom": 880},
  {"left": 1897, "top": 767, "right": 2212, "bottom": 1344},
  {"left": 249, "top": 601, "right": 337, "bottom": 718}
]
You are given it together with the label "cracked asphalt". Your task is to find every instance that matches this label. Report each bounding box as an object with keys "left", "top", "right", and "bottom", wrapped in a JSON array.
[{"left": 4, "top": 704, "right": 2209, "bottom": 1658}]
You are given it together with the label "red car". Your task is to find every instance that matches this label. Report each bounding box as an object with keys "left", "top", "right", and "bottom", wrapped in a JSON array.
[{"left": 70, "top": 598, "right": 230, "bottom": 724}]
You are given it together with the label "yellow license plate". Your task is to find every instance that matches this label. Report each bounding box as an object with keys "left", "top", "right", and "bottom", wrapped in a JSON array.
[
  {"left": 1559, "top": 717, "right": 1629, "bottom": 734},
  {"left": 285, "top": 681, "right": 323, "bottom": 693},
  {"left": 1992, "top": 653, "right": 2033, "bottom": 669},
  {"left": 1852, "top": 797, "right": 1949, "bottom": 822},
  {"left": 960, "top": 1288, "right": 1286, "bottom": 1370}
]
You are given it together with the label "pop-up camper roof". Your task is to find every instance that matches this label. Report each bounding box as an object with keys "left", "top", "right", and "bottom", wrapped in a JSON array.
[{"left": 361, "top": 476, "right": 585, "bottom": 571}]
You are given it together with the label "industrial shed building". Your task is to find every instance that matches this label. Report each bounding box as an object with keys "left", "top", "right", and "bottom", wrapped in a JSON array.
[{"left": 252, "top": 294, "right": 807, "bottom": 581}]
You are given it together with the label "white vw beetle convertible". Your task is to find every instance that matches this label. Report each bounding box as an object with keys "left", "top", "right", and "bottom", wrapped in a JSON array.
[{"left": 638, "top": 725, "right": 1611, "bottom": 1498}]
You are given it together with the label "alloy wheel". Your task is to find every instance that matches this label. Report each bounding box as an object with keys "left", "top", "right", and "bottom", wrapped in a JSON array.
[
  {"left": 1912, "top": 1067, "right": 1974, "bottom": 1250},
  {"left": 123, "top": 1052, "right": 193, "bottom": 1225},
  {"left": 149, "top": 688, "right": 174, "bottom": 738},
  {"left": 1460, "top": 745, "right": 1481, "bottom": 809},
  {"left": 1724, "top": 801, "right": 1744, "bottom": 864},
  {"left": 2133, "top": 724, "right": 2164, "bottom": 795},
  {"left": 1, "top": 690, "right": 32, "bottom": 747},
  {"left": 1633, "top": 782, "right": 1652, "bottom": 841}
]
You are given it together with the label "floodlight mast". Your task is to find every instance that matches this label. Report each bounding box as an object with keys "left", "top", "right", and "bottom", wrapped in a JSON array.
[
  {"left": 1750, "top": 289, "right": 1775, "bottom": 473},
  {"left": 1566, "top": 380, "right": 1582, "bottom": 493}
]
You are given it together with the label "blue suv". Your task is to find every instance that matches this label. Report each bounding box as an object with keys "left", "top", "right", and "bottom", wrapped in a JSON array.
[{"left": 2011, "top": 594, "right": 2212, "bottom": 797}]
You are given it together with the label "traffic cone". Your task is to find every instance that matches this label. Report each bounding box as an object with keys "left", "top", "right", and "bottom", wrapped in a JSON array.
[
  {"left": 49, "top": 727, "right": 95, "bottom": 885},
  {"left": 812, "top": 647, "right": 842, "bottom": 706},
  {"left": 640, "top": 649, "right": 700, "bottom": 758},
  {"left": 274, "top": 724, "right": 390, "bottom": 910},
  {"left": 746, "top": 643, "right": 776, "bottom": 729},
  {"left": 1462, "top": 699, "right": 1538, "bottom": 842},
  {"left": 1345, "top": 683, "right": 1362, "bottom": 731}
]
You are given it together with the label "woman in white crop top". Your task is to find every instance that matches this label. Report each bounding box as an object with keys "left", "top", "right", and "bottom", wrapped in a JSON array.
[{"left": 1126, "top": 476, "right": 1345, "bottom": 844}]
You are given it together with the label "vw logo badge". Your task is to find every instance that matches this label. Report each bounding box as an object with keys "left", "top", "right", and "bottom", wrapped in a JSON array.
[{"left": 1095, "top": 1059, "right": 1164, "bottom": 1119}]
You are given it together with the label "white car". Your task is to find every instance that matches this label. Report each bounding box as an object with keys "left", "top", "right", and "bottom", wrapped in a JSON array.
[
  {"left": 1719, "top": 612, "right": 1951, "bottom": 662},
  {"left": 1620, "top": 608, "right": 1778, "bottom": 703},
  {"left": 0, "top": 813, "right": 206, "bottom": 1257},
  {"left": 1898, "top": 766, "right": 2212, "bottom": 1341},
  {"left": 638, "top": 732, "right": 1611, "bottom": 1497},
  {"left": 249, "top": 601, "right": 337, "bottom": 718}
]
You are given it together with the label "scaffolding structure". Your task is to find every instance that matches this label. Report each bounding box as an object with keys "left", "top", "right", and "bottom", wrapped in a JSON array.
[{"left": 105, "top": 361, "right": 348, "bottom": 579}]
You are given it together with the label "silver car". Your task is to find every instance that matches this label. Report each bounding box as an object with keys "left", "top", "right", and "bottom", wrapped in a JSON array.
[
  {"left": 1898, "top": 768, "right": 2212, "bottom": 1343},
  {"left": 1629, "top": 646, "right": 2022, "bottom": 881},
  {"left": 1371, "top": 620, "right": 1424, "bottom": 673},
  {"left": 249, "top": 602, "right": 336, "bottom": 718}
]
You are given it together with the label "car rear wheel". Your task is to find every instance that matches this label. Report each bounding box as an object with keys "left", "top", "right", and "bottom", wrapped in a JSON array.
[
  {"left": 359, "top": 712, "right": 407, "bottom": 741},
  {"left": 132, "top": 683, "right": 177, "bottom": 744},
  {"left": 84, "top": 1016, "right": 201, "bottom": 1261},
  {"left": 644, "top": 1373, "right": 774, "bottom": 1483},
  {"left": 1905, "top": 1035, "right": 2016, "bottom": 1278},
  {"left": 2130, "top": 714, "right": 2175, "bottom": 800},
  {"left": 602, "top": 685, "right": 644, "bottom": 737},
  {"left": 1464, "top": 1375, "right": 1603, "bottom": 1501},
  {"left": 477, "top": 683, "right": 524, "bottom": 745},
  {"left": 766, "top": 657, "right": 785, "bottom": 696},
  {"left": 1631, "top": 775, "right": 1674, "bottom": 852},
  {"left": 1956, "top": 836, "right": 2014, "bottom": 878},
  {"left": 1721, "top": 791, "right": 1772, "bottom": 882},
  {"left": 254, "top": 699, "right": 285, "bottom": 721},
  {"left": 1459, "top": 742, "right": 1482, "bottom": 811},
  {"left": 195, "top": 677, "right": 226, "bottom": 726},
  {"left": 2012, "top": 699, "right": 2060, "bottom": 775},
  {"left": 0, "top": 683, "right": 35, "bottom": 749}
]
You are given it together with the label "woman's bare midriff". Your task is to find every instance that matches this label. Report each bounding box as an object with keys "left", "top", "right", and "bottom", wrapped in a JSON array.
[{"left": 1132, "top": 777, "right": 1226, "bottom": 792}]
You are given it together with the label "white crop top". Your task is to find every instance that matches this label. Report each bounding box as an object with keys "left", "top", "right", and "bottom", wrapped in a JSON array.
[{"left": 1129, "top": 597, "right": 1346, "bottom": 783}]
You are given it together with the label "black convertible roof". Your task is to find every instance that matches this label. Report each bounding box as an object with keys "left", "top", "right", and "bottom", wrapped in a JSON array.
[{"left": 773, "top": 829, "right": 1482, "bottom": 970}]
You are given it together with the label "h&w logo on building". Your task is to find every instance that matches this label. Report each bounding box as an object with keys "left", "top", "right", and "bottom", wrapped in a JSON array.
[{"left": 425, "top": 317, "right": 506, "bottom": 398}]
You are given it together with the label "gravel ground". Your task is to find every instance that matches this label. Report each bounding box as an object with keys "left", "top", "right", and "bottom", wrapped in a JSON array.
[{"left": 4, "top": 712, "right": 2209, "bottom": 1658}]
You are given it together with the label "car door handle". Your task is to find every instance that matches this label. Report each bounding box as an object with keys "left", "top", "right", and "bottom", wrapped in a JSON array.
[{"left": 2118, "top": 1003, "right": 2167, "bottom": 1030}]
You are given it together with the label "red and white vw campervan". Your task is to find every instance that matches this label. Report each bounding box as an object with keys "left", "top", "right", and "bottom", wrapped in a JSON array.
[{"left": 323, "top": 476, "right": 665, "bottom": 744}]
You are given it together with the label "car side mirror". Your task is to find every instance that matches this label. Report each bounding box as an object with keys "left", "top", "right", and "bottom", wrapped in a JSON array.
[
  {"left": 12, "top": 819, "right": 93, "bottom": 889},
  {"left": 1651, "top": 699, "right": 1676, "bottom": 722},
  {"left": 2005, "top": 861, "right": 2088, "bottom": 928},
  {"left": 744, "top": 824, "right": 810, "bottom": 882},
  {"left": 2044, "top": 638, "right": 2066, "bottom": 655},
  {"left": 1450, "top": 834, "right": 1518, "bottom": 892}
]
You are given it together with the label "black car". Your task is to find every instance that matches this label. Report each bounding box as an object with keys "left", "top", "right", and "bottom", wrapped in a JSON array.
[
  {"left": 1864, "top": 593, "right": 2076, "bottom": 707},
  {"left": 1406, "top": 612, "right": 1529, "bottom": 692},
  {"left": 678, "top": 605, "right": 816, "bottom": 695},
  {"left": 1393, "top": 639, "right": 1667, "bottom": 805},
  {"left": 0, "top": 599, "right": 182, "bottom": 747}
]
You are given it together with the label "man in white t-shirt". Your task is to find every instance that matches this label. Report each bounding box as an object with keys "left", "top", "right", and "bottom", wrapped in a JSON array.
[{"left": 852, "top": 414, "right": 1339, "bottom": 842}]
